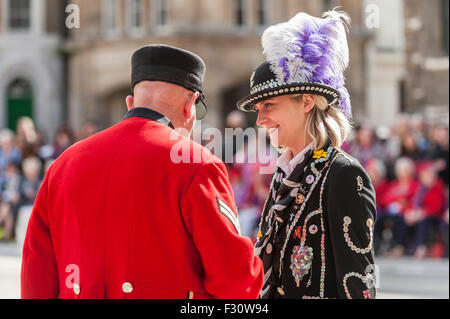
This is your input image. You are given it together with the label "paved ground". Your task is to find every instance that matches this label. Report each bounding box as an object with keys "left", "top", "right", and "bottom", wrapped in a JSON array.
[
  {"left": 0, "top": 242, "right": 448, "bottom": 299},
  {"left": 0, "top": 243, "right": 21, "bottom": 299}
]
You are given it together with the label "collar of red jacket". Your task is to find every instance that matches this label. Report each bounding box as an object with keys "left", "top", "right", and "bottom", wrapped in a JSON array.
[{"left": 123, "top": 107, "right": 175, "bottom": 129}]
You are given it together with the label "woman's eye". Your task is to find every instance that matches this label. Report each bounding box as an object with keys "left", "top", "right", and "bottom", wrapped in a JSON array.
[{"left": 263, "top": 103, "right": 273, "bottom": 108}]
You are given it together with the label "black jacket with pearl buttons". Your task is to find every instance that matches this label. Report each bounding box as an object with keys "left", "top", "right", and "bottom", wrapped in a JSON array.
[{"left": 255, "top": 143, "right": 377, "bottom": 299}]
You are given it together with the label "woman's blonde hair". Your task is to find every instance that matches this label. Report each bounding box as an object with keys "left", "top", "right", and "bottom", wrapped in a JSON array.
[{"left": 291, "top": 94, "right": 353, "bottom": 151}]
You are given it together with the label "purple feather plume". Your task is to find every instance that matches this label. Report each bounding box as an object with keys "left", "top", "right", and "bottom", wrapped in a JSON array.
[{"left": 262, "top": 10, "right": 353, "bottom": 118}]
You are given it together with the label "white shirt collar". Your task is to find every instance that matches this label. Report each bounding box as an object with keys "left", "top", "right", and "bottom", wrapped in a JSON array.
[{"left": 278, "top": 142, "right": 314, "bottom": 177}]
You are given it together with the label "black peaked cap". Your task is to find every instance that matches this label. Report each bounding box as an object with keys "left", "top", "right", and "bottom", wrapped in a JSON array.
[
  {"left": 131, "top": 44, "right": 206, "bottom": 95},
  {"left": 236, "top": 61, "right": 341, "bottom": 112}
]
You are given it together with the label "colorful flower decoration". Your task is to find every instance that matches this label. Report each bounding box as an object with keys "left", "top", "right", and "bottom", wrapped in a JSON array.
[
  {"left": 290, "top": 245, "right": 314, "bottom": 287},
  {"left": 296, "top": 193, "right": 305, "bottom": 204},
  {"left": 293, "top": 226, "right": 302, "bottom": 239},
  {"left": 313, "top": 149, "right": 328, "bottom": 159},
  {"left": 363, "top": 289, "right": 371, "bottom": 299}
]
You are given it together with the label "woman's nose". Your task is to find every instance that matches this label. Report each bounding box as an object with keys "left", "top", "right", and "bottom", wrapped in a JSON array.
[{"left": 256, "top": 110, "right": 266, "bottom": 127}]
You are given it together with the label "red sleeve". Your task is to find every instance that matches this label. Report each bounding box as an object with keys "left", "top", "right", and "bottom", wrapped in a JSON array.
[
  {"left": 376, "top": 181, "right": 392, "bottom": 208},
  {"left": 422, "top": 181, "right": 446, "bottom": 217},
  {"left": 21, "top": 169, "right": 59, "bottom": 298},
  {"left": 181, "top": 159, "right": 263, "bottom": 298}
]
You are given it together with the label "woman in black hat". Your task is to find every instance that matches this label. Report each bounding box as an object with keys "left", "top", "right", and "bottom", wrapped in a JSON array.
[{"left": 236, "top": 11, "right": 377, "bottom": 299}]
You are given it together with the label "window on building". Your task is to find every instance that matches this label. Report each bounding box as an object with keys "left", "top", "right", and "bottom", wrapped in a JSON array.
[
  {"left": 235, "top": 0, "right": 246, "bottom": 27},
  {"left": 8, "top": 0, "right": 31, "bottom": 30},
  {"left": 155, "top": 0, "right": 169, "bottom": 27},
  {"left": 102, "top": 0, "right": 121, "bottom": 35},
  {"left": 127, "top": 0, "right": 144, "bottom": 33},
  {"left": 257, "top": 0, "right": 270, "bottom": 27}
]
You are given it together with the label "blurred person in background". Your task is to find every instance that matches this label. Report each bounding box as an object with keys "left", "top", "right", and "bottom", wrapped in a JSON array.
[
  {"left": 0, "top": 129, "right": 22, "bottom": 172},
  {"left": 13, "top": 157, "right": 43, "bottom": 249},
  {"left": 380, "top": 157, "right": 419, "bottom": 257},
  {"left": 347, "top": 123, "right": 388, "bottom": 167},
  {"left": 396, "top": 113, "right": 411, "bottom": 137},
  {"left": 19, "top": 157, "right": 42, "bottom": 208},
  {"left": 403, "top": 161, "right": 446, "bottom": 258},
  {"left": 43, "top": 159, "right": 55, "bottom": 175},
  {"left": 366, "top": 158, "right": 391, "bottom": 254},
  {"left": 222, "top": 110, "right": 248, "bottom": 164},
  {"left": 77, "top": 121, "right": 100, "bottom": 142},
  {"left": 38, "top": 129, "right": 54, "bottom": 161},
  {"left": 39, "top": 125, "right": 75, "bottom": 161},
  {"left": 35, "top": 129, "right": 50, "bottom": 160},
  {"left": 16, "top": 116, "right": 39, "bottom": 159},
  {"left": 385, "top": 113, "right": 411, "bottom": 162},
  {"left": 0, "top": 162, "right": 21, "bottom": 241},
  {"left": 410, "top": 114, "right": 429, "bottom": 155},
  {"left": 441, "top": 199, "right": 449, "bottom": 258},
  {"left": 429, "top": 124, "right": 449, "bottom": 187},
  {"left": 232, "top": 135, "right": 260, "bottom": 238},
  {"left": 399, "top": 130, "right": 426, "bottom": 161},
  {"left": 51, "top": 125, "right": 75, "bottom": 159},
  {"left": 233, "top": 131, "right": 277, "bottom": 239}
]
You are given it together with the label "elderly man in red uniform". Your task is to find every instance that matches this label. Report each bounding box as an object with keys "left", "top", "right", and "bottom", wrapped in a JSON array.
[{"left": 21, "top": 44, "right": 264, "bottom": 299}]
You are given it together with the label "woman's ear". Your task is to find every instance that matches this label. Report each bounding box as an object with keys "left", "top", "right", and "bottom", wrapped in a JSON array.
[{"left": 302, "top": 94, "right": 315, "bottom": 113}]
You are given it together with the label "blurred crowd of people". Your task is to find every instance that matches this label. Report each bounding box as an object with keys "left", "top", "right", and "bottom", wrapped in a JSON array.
[
  {"left": 343, "top": 114, "right": 449, "bottom": 259},
  {"left": 1, "top": 112, "right": 448, "bottom": 260},
  {"left": 0, "top": 117, "right": 99, "bottom": 241}
]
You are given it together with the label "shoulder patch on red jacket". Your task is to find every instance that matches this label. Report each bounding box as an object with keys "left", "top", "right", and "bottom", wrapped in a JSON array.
[{"left": 216, "top": 197, "right": 241, "bottom": 235}]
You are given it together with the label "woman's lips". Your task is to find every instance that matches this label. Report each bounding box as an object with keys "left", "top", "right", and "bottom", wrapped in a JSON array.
[
  {"left": 267, "top": 126, "right": 280, "bottom": 144},
  {"left": 267, "top": 126, "right": 279, "bottom": 136}
]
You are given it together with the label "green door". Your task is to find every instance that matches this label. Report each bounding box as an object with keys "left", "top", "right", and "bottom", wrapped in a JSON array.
[{"left": 6, "top": 79, "right": 33, "bottom": 132}]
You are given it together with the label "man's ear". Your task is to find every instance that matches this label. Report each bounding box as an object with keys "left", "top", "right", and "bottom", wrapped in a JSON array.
[
  {"left": 303, "top": 94, "right": 315, "bottom": 113},
  {"left": 126, "top": 95, "right": 134, "bottom": 111},
  {"left": 183, "top": 91, "right": 200, "bottom": 119}
]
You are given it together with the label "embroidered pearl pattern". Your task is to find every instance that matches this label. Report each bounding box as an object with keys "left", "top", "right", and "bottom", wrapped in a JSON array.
[
  {"left": 343, "top": 216, "right": 373, "bottom": 254},
  {"left": 316, "top": 151, "right": 341, "bottom": 298},
  {"left": 259, "top": 148, "right": 375, "bottom": 299},
  {"left": 343, "top": 272, "right": 368, "bottom": 299},
  {"left": 250, "top": 79, "right": 283, "bottom": 94},
  {"left": 240, "top": 82, "right": 340, "bottom": 110},
  {"left": 266, "top": 243, "right": 273, "bottom": 254},
  {"left": 301, "top": 211, "right": 321, "bottom": 244},
  {"left": 276, "top": 151, "right": 336, "bottom": 293},
  {"left": 290, "top": 245, "right": 314, "bottom": 287},
  {"left": 356, "top": 175, "right": 363, "bottom": 192},
  {"left": 281, "top": 149, "right": 339, "bottom": 298},
  {"left": 302, "top": 295, "right": 332, "bottom": 299},
  {"left": 309, "top": 224, "right": 318, "bottom": 234}
]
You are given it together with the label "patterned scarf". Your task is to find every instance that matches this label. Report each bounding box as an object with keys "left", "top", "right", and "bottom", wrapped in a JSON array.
[{"left": 255, "top": 142, "right": 336, "bottom": 297}]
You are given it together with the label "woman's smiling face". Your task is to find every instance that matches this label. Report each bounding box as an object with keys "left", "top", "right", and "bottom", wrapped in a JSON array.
[{"left": 254, "top": 94, "right": 311, "bottom": 152}]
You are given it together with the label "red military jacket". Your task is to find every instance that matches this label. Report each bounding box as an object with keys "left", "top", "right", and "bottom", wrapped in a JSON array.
[{"left": 21, "top": 107, "right": 263, "bottom": 299}]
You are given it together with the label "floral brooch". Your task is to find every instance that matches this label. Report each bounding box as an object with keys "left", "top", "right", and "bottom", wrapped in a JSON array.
[{"left": 313, "top": 149, "right": 328, "bottom": 159}]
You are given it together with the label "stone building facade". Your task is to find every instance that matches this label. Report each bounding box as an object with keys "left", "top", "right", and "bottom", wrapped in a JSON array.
[
  {"left": 2, "top": 1, "right": 446, "bottom": 135},
  {"left": 65, "top": 0, "right": 371, "bottom": 130},
  {"left": 0, "top": 0, "right": 65, "bottom": 137},
  {"left": 403, "top": 0, "right": 449, "bottom": 124}
]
